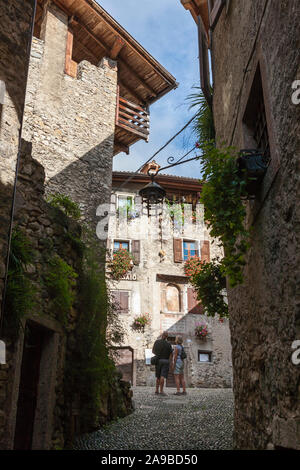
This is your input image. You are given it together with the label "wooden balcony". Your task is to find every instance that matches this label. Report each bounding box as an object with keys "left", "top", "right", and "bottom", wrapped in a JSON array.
[{"left": 116, "top": 95, "right": 150, "bottom": 142}]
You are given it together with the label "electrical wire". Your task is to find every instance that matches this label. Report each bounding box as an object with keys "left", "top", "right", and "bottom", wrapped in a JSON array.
[{"left": 112, "top": 112, "right": 197, "bottom": 194}]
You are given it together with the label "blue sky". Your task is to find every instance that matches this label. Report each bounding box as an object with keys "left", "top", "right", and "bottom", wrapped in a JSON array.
[{"left": 97, "top": 0, "right": 202, "bottom": 178}]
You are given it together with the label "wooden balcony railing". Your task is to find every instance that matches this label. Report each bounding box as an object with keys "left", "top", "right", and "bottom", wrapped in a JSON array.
[{"left": 116, "top": 94, "right": 150, "bottom": 141}]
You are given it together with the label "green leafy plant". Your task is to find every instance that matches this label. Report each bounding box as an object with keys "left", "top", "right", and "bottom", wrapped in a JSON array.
[
  {"left": 190, "top": 261, "right": 228, "bottom": 318},
  {"left": 66, "top": 237, "right": 124, "bottom": 432},
  {"left": 199, "top": 142, "right": 250, "bottom": 287},
  {"left": 110, "top": 249, "right": 134, "bottom": 280},
  {"left": 187, "top": 86, "right": 215, "bottom": 150},
  {"left": 47, "top": 193, "right": 81, "bottom": 220},
  {"left": 4, "top": 228, "right": 36, "bottom": 338},
  {"left": 44, "top": 255, "right": 77, "bottom": 326}
]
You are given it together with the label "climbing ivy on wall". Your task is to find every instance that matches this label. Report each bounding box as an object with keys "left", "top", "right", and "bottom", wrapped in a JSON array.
[
  {"left": 4, "top": 228, "right": 37, "bottom": 339},
  {"left": 44, "top": 254, "right": 78, "bottom": 327}
]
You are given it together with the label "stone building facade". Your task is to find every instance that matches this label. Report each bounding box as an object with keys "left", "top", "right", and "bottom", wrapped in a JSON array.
[
  {"left": 0, "top": 0, "right": 36, "bottom": 443},
  {"left": 181, "top": 0, "right": 300, "bottom": 450},
  {"left": 22, "top": 4, "right": 118, "bottom": 228},
  {"left": 0, "top": 0, "right": 176, "bottom": 449},
  {"left": 0, "top": 0, "right": 36, "bottom": 342},
  {"left": 108, "top": 166, "right": 232, "bottom": 389}
]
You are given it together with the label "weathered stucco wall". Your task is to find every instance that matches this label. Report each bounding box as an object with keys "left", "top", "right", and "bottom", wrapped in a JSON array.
[
  {"left": 211, "top": 0, "right": 300, "bottom": 449},
  {"left": 108, "top": 184, "right": 232, "bottom": 389},
  {"left": 23, "top": 3, "right": 118, "bottom": 230}
]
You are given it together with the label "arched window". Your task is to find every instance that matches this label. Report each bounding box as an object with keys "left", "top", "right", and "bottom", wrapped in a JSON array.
[{"left": 166, "top": 284, "right": 181, "bottom": 312}]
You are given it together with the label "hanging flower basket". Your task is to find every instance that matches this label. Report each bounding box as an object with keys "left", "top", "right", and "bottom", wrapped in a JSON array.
[
  {"left": 110, "top": 249, "right": 134, "bottom": 280},
  {"left": 195, "top": 322, "right": 209, "bottom": 340},
  {"left": 184, "top": 257, "right": 203, "bottom": 280},
  {"left": 132, "top": 313, "right": 151, "bottom": 332}
]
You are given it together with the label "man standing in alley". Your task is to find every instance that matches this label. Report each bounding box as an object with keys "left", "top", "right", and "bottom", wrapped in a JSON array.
[{"left": 152, "top": 331, "right": 173, "bottom": 396}]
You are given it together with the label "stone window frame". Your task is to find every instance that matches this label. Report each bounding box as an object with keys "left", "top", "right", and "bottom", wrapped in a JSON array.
[
  {"left": 161, "top": 282, "right": 184, "bottom": 314},
  {"left": 239, "top": 45, "right": 281, "bottom": 223},
  {"left": 198, "top": 350, "right": 213, "bottom": 363},
  {"left": 113, "top": 239, "right": 131, "bottom": 253},
  {"left": 182, "top": 238, "right": 200, "bottom": 261},
  {"left": 110, "top": 289, "right": 131, "bottom": 315},
  {"left": 165, "top": 283, "right": 182, "bottom": 314},
  {"left": 116, "top": 193, "right": 135, "bottom": 210}
]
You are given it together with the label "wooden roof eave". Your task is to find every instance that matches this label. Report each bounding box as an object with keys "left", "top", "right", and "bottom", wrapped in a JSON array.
[
  {"left": 49, "top": 0, "right": 177, "bottom": 104},
  {"left": 180, "top": 0, "right": 210, "bottom": 38},
  {"left": 112, "top": 172, "right": 203, "bottom": 192}
]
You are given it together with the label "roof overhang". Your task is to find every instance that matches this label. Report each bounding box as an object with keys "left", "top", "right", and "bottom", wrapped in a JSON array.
[
  {"left": 35, "top": 0, "right": 178, "bottom": 106},
  {"left": 180, "top": 0, "right": 209, "bottom": 34},
  {"left": 112, "top": 171, "right": 203, "bottom": 193}
]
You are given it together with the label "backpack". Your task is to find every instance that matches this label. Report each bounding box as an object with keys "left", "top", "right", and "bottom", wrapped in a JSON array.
[{"left": 180, "top": 345, "right": 187, "bottom": 360}]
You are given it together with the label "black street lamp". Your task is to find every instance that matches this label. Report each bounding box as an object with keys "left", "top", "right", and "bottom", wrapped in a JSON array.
[{"left": 139, "top": 147, "right": 268, "bottom": 212}]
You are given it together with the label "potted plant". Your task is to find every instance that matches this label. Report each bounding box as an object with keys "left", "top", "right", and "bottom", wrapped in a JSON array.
[
  {"left": 110, "top": 248, "right": 134, "bottom": 280},
  {"left": 132, "top": 313, "right": 151, "bottom": 332},
  {"left": 195, "top": 322, "right": 209, "bottom": 340}
]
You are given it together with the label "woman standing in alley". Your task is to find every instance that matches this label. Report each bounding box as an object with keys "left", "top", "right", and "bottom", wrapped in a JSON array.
[{"left": 172, "top": 336, "right": 187, "bottom": 395}]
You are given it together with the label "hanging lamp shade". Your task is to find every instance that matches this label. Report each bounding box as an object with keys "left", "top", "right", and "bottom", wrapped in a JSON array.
[{"left": 139, "top": 179, "right": 166, "bottom": 206}]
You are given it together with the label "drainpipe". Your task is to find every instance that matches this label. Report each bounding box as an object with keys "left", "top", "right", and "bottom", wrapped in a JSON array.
[{"left": 0, "top": 0, "right": 37, "bottom": 346}]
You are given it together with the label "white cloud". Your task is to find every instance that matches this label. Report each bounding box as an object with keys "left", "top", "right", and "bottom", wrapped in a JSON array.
[{"left": 97, "top": 0, "right": 202, "bottom": 179}]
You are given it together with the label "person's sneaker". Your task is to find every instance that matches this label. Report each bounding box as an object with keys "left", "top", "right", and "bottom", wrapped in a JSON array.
[
  {"left": 181, "top": 391, "right": 187, "bottom": 395},
  {"left": 159, "top": 392, "right": 167, "bottom": 396},
  {"left": 174, "top": 392, "right": 181, "bottom": 395},
  {"left": 155, "top": 391, "right": 159, "bottom": 395}
]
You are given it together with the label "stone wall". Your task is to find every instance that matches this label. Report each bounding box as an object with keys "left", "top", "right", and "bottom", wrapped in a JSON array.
[
  {"left": 0, "top": 0, "right": 35, "bottom": 330},
  {"left": 23, "top": 2, "right": 118, "bottom": 230},
  {"left": 211, "top": 0, "right": 300, "bottom": 449},
  {"left": 0, "top": 141, "right": 132, "bottom": 449}
]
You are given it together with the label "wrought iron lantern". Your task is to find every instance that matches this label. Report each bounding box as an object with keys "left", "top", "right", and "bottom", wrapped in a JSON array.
[
  {"left": 237, "top": 149, "right": 268, "bottom": 197},
  {"left": 139, "top": 174, "right": 166, "bottom": 214}
]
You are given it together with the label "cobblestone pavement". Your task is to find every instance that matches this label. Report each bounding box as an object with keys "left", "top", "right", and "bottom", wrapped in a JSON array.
[{"left": 74, "top": 387, "right": 234, "bottom": 450}]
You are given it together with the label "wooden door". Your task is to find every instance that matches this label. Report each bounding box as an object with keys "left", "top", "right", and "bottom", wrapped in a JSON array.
[{"left": 14, "top": 322, "right": 46, "bottom": 450}]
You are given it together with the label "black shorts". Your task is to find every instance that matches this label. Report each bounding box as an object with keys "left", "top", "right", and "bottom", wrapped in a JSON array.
[{"left": 155, "top": 359, "right": 170, "bottom": 379}]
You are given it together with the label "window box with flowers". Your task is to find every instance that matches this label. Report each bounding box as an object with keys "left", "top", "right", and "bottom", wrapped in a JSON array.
[
  {"left": 109, "top": 248, "right": 134, "bottom": 280},
  {"left": 132, "top": 313, "right": 151, "bottom": 332},
  {"left": 184, "top": 256, "right": 203, "bottom": 278},
  {"left": 195, "top": 322, "right": 209, "bottom": 340}
]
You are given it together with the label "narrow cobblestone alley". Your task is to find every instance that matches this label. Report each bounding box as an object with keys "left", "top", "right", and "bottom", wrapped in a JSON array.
[{"left": 74, "top": 387, "right": 234, "bottom": 451}]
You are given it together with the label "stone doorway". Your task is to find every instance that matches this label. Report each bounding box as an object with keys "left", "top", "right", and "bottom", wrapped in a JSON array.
[
  {"left": 11, "top": 318, "right": 60, "bottom": 450},
  {"left": 115, "top": 347, "right": 134, "bottom": 385},
  {"left": 14, "top": 322, "right": 49, "bottom": 449}
]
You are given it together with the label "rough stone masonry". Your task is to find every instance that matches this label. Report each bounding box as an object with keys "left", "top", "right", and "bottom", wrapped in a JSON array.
[
  {"left": 22, "top": 3, "right": 118, "bottom": 231},
  {"left": 211, "top": 0, "right": 300, "bottom": 450}
]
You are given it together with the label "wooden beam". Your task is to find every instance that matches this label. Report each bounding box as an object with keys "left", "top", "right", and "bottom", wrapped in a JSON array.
[
  {"left": 65, "top": 28, "right": 77, "bottom": 78},
  {"left": 114, "top": 139, "right": 129, "bottom": 155},
  {"left": 118, "top": 58, "right": 157, "bottom": 98},
  {"left": 118, "top": 78, "right": 145, "bottom": 105},
  {"left": 73, "top": 19, "right": 156, "bottom": 101},
  {"left": 110, "top": 36, "right": 125, "bottom": 60}
]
